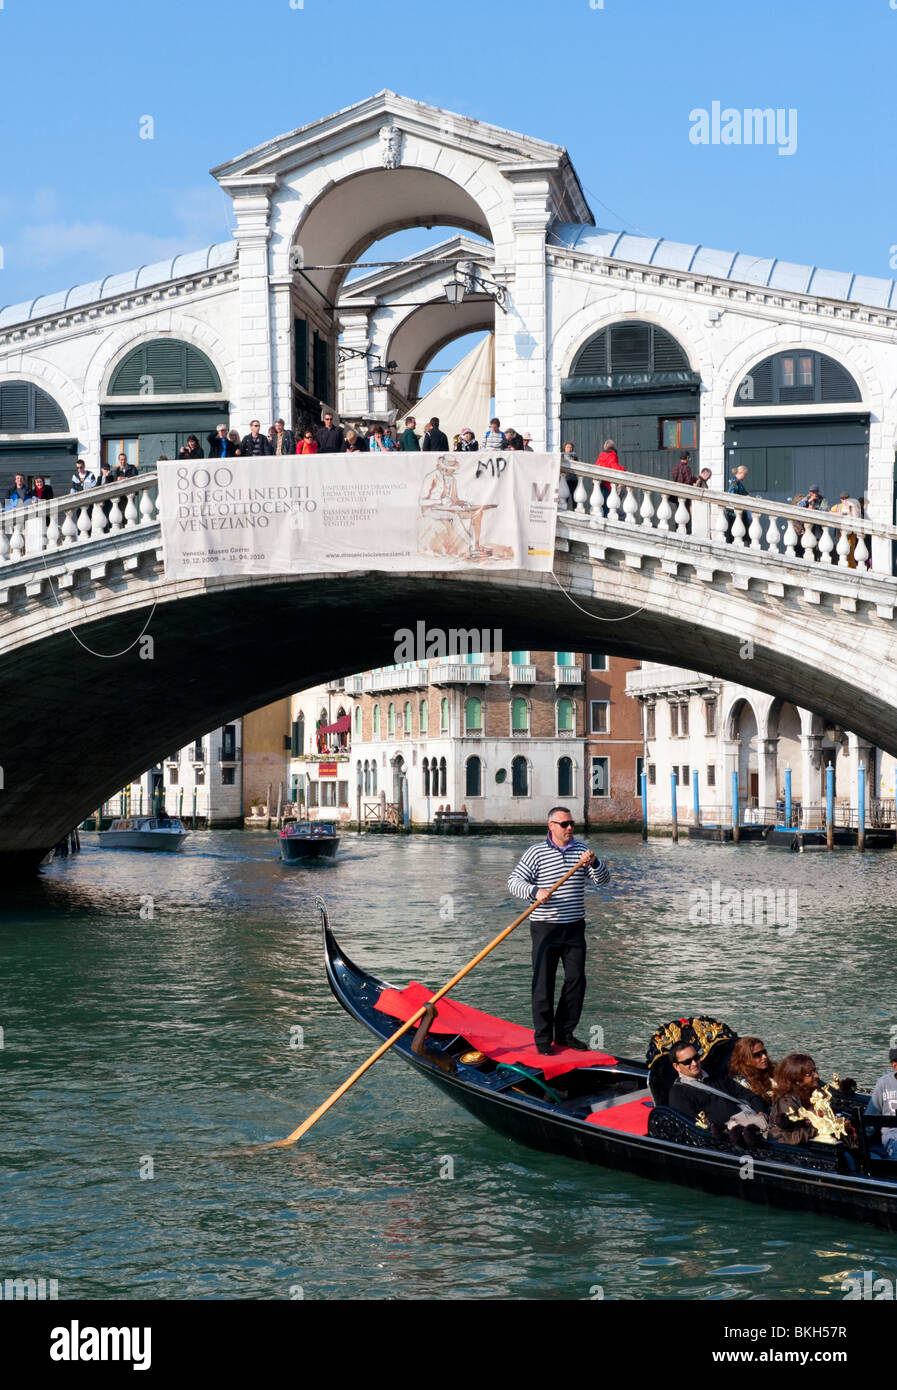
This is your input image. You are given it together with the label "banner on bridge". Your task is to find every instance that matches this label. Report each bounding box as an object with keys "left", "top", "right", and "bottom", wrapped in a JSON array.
[{"left": 156, "top": 453, "right": 561, "bottom": 579}]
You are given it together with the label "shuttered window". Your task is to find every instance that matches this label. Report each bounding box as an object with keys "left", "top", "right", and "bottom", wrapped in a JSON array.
[
  {"left": 0, "top": 381, "right": 68, "bottom": 432},
  {"left": 734, "top": 351, "right": 860, "bottom": 407},
  {"left": 108, "top": 340, "right": 221, "bottom": 395},
  {"left": 571, "top": 323, "right": 689, "bottom": 377},
  {"left": 294, "top": 317, "right": 308, "bottom": 389}
]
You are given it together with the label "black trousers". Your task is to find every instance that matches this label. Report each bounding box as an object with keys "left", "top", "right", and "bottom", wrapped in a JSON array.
[{"left": 531, "top": 918, "right": 586, "bottom": 1046}]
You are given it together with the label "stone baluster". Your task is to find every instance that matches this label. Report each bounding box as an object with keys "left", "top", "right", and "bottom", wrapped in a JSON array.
[
  {"left": 731, "top": 512, "right": 747, "bottom": 547},
  {"left": 674, "top": 497, "right": 690, "bottom": 536},
  {"left": 62, "top": 507, "right": 78, "bottom": 545},
  {"left": 9, "top": 512, "right": 25, "bottom": 560},
  {"left": 623, "top": 488, "right": 639, "bottom": 525},
  {"left": 573, "top": 473, "right": 589, "bottom": 515},
  {"left": 854, "top": 532, "right": 870, "bottom": 568},
  {"left": 783, "top": 516, "right": 799, "bottom": 559},
  {"left": 0, "top": 520, "right": 9, "bottom": 563},
  {"left": 46, "top": 507, "right": 61, "bottom": 553},
  {"left": 90, "top": 501, "right": 109, "bottom": 541},
  {"left": 712, "top": 502, "right": 729, "bottom": 546},
  {"left": 656, "top": 493, "right": 673, "bottom": 532},
  {"left": 638, "top": 489, "right": 655, "bottom": 528},
  {"left": 800, "top": 522, "right": 817, "bottom": 563},
  {"left": 748, "top": 512, "right": 763, "bottom": 550},
  {"left": 765, "top": 513, "right": 781, "bottom": 555},
  {"left": 108, "top": 495, "right": 124, "bottom": 532},
  {"left": 606, "top": 482, "right": 622, "bottom": 521},
  {"left": 836, "top": 526, "right": 851, "bottom": 568},
  {"left": 124, "top": 490, "right": 140, "bottom": 529},
  {"left": 76, "top": 506, "right": 92, "bottom": 543},
  {"left": 817, "top": 525, "right": 834, "bottom": 564},
  {"left": 139, "top": 487, "right": 155, "bottom": 526}
]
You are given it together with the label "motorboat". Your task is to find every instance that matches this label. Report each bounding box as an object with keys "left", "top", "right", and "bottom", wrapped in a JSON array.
[
  {"left": 98, "top": 815, "right": 188, "bottom": 851},
  {"left": 279, "top": 820, "right": 340, "bottom": 862}
]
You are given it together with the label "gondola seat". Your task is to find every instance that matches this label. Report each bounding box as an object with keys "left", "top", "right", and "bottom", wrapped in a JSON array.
[{"left": 585, "top": 1095, "right": 653, "bottom": 1136}]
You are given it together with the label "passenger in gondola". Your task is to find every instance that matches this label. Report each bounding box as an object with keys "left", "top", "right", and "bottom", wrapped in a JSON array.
[
  {"left": 409, "top": 1002, "right": 457, "bottom": 1074},
  {"left": 668, "top": 1040, "right": 742, "bottom": 1129},
  {"left": 768, "top": 1053, "right": 850, "bottom": 1145},
  {"left": 727, "top": 1036, "right": 776, "bottom": 1112}
]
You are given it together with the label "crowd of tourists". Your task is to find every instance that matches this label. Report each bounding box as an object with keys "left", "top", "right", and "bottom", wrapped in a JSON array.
[{"left": 197, "top": 413, "right": 536, "bottom": 457}]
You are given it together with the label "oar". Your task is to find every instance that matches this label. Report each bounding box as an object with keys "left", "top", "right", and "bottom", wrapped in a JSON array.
[{"left": 259, "top": 849, "right": 593, "bottom": 1149}]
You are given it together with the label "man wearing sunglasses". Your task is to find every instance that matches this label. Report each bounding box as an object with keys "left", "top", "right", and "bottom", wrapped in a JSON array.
[
  {"left": 508, "top": 807, "right": 610, "bottom": 1056},
  {"left": 668, "top": 1040, "right": 742, "bottom": 1129}
]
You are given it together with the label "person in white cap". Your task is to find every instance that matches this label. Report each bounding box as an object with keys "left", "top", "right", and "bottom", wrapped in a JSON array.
[
  {"left": 521, "top": 432, "right": 534, "bottom": 452},
  {"left": 458, "top": 428, "right": 479, "bottom": 452}
]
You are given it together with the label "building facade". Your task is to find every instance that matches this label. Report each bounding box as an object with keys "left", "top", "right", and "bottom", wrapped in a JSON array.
[
  {"left": 2, "top": 92, "right": 897, "bottom": 579},
  {"left": 108, "top": 720, "right": 244, "bottom": 826},
  {"left": 585, "top": 653, "right": 643, "bottom": 825}
]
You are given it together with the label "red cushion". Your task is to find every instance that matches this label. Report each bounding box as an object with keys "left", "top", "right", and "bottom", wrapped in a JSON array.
[
  {"left": 585, "top": 1097, "right": 653, "bottom": 1135},
  {"left": 375, "top": 981, "right": 617, "bottom": 1080}
]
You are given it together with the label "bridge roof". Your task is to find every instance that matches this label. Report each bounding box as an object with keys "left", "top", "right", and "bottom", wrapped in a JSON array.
[
  {"left": 0, "top": 242, "right": 237, "bottom": 330},
  {"left": 550, "top": 224, "right": 897, "bottom": 311}
]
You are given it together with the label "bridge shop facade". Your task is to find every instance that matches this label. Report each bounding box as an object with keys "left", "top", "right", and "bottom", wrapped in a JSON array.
[{"left": 1, "top": 92, "right": 897, "bottom": 561}]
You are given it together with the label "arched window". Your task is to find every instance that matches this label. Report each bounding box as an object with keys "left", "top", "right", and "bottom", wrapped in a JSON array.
[
  {"left": 107, "top": 339, "right": 222, "bottom": 395},
  {"left": 420, "top": 698, "right": 428, "bottom": 735},
  {"left": 734, "top": 350, "right": 861, "bottom": 407},
  {"left": 403, "top": 700, "right": 412, "bottom": 737},
  {"left": 354, "top": 706, "right": 362, "bottom": 737},
  {"left": 512, "top": 756, "right": 529, "bottom": 797},
  {"left": 571, "top": 322, "right": 690, "bottom": 377},
  {"left": 439, "top": 757, "right": 447, "bottom": 797},
  {"left": 465, "top": 697, "right": 482, "bottom": 732},
  {"left": 557, "top": 697, "right": 574, "bottom": 733},
  {"left": 422, "top": 757, "right": 430, "bottom": 796},
  {"left": 364, "top": 759, "right": 371, "bottom": 796},
  {"left": 356, "top": 759, "right": 363, "bottom": 788},
  {"left": 0, "top": 381, "right": 68, "bottom": 432},
  {"left": 466, "top": 756, "right": 482, "bottom": 797},
  {"left": 372, "top": 704, "right": 380, "bottom": 738},
  {"left": 387, "top": 702, "right": 396, "bottom": 736},
  {"left": 557, "top": 756, "right": 573, "bottom": 797},
  {"left": 440, "top": 697, "right": 449, "bottom": 733},
  {"left": 371, "top": 760, "right": 378, "bottom": 794},
  {"left": 296, "top": 713, "right": 305, "bottom": 756},
  {"left": 511, "top": 697, "right": 529, "bottom": 733}
]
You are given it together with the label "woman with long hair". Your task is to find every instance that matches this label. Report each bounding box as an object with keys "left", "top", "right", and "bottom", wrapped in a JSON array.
[
  {"left": 769, "top": 1053, "right": 825, "bottom": 1144},
  {"left": 728, "top": 1036, "right": 775, "bottom": 1111}
]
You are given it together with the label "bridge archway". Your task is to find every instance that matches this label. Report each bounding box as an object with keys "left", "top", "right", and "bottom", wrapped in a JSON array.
[{"left": 725, "top": 697, "right": 760, "bottom": 803}]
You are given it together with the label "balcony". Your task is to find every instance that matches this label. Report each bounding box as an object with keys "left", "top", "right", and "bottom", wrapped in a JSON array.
[
  {"left": 509, "top": 664, "right": 537, "bottom": 683},
  {"left": 431, "top": 663, "right": 492, "bottom": 684},
  {"left": 217, "top": 745, "right": 242, "bottom": 763},
  {"left": 327, "top": 677, "right": 346, "bottom": 693},
  {"left": 554, "top": 665, "right": 583, "bottom": 685},
  {"left": 363, "top": 667, "right": 429, "bottom": 692},
  {"left": 344, "top": 675, "right": 364, "bottom": 695}
]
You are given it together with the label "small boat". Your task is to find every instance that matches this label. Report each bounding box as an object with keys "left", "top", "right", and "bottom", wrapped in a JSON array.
[
  {"left": 98, "top": 815, "right": 188, "bottom": 852},
  {"left": 322, "top": 912, "right": 897, "bottom": 1232},
  {"left": 279, "top": 820, "right": 340, "bottom": 862}
]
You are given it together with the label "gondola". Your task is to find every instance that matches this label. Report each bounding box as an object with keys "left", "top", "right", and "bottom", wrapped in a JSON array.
[{"left": 322, "top": 910, "right": 897, "bottom": 1232}]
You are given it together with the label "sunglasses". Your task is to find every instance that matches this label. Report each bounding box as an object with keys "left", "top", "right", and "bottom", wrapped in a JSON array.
[
  {"left": 752, "top": 1048, "right": 768, "bottom": 1059},
  {"left": 552, "top": 820, "right": 574, "bottom": 828},
  {"left": 677, "top": 1055, "right": 700, "bottom": 1066}
]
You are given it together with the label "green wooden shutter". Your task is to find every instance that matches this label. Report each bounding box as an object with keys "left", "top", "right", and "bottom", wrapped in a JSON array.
[
  {"left": 294, "top": 318, "right": 308, "bottom": 389},
  {"left": 108, "top": 340, "right": 221, "bottom": 395}
]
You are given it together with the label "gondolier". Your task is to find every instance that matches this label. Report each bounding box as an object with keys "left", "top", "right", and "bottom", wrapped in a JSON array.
[{"left": 508, "top": 808, "right": 610, "bottom": 1055}]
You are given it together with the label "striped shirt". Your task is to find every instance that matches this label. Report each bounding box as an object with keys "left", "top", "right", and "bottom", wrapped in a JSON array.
[{"left": 508, "top": 836, "right": 611, "bottom": 923}]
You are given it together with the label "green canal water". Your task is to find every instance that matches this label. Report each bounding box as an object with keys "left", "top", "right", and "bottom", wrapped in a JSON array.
[{"left": 2, "top": 830, "right": 897, "bottom": 1301}]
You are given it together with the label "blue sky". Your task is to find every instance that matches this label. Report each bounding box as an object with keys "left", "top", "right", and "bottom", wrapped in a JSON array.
[{"left": 2, "top": 0, "right": 895, "bottom": 341}]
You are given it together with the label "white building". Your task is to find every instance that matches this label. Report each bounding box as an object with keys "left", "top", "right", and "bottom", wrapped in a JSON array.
[
  {"left": 627, "top": 664, "right": 897, "bottom": 825},
  {"left": 2, "top": 91, "right": 897, "bottom": 578},
  {"left": 108, "top": 720, "right": 243, "bottom": 826}
]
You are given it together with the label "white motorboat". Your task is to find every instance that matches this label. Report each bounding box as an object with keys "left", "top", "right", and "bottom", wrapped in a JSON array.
[{"left": 98, "top": 815, "right": 188, "bottom": 852}]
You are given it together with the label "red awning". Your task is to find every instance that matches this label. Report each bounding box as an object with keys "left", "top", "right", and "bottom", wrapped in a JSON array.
[{"left": 319, "top": 715, "right": 351, "bottom": 734}]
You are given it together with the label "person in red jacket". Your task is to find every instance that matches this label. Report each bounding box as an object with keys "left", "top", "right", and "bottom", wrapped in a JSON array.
[
  {"left": 595, "top": 439, "right": 624, "bottom": 470},
  {"left": 594, "top": 439, "right": 624, "bottom": 516}
]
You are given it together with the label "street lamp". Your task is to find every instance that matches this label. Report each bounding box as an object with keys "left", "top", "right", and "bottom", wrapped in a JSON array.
[{"left": 443, "top": 261, "right": 507, "bottom": 312}]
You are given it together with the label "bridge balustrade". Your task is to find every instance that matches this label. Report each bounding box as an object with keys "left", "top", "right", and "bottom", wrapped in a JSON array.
[
  {"left": 0, "top": 476, "right": 158, "bottom": 564},
  {"left": 561, "top": 463, "right": 897, "bottom": 577}
]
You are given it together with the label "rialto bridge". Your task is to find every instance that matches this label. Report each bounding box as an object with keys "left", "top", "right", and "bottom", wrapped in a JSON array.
[{"left": 3, "top": 464, "right": 897, "bottom": 873}]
